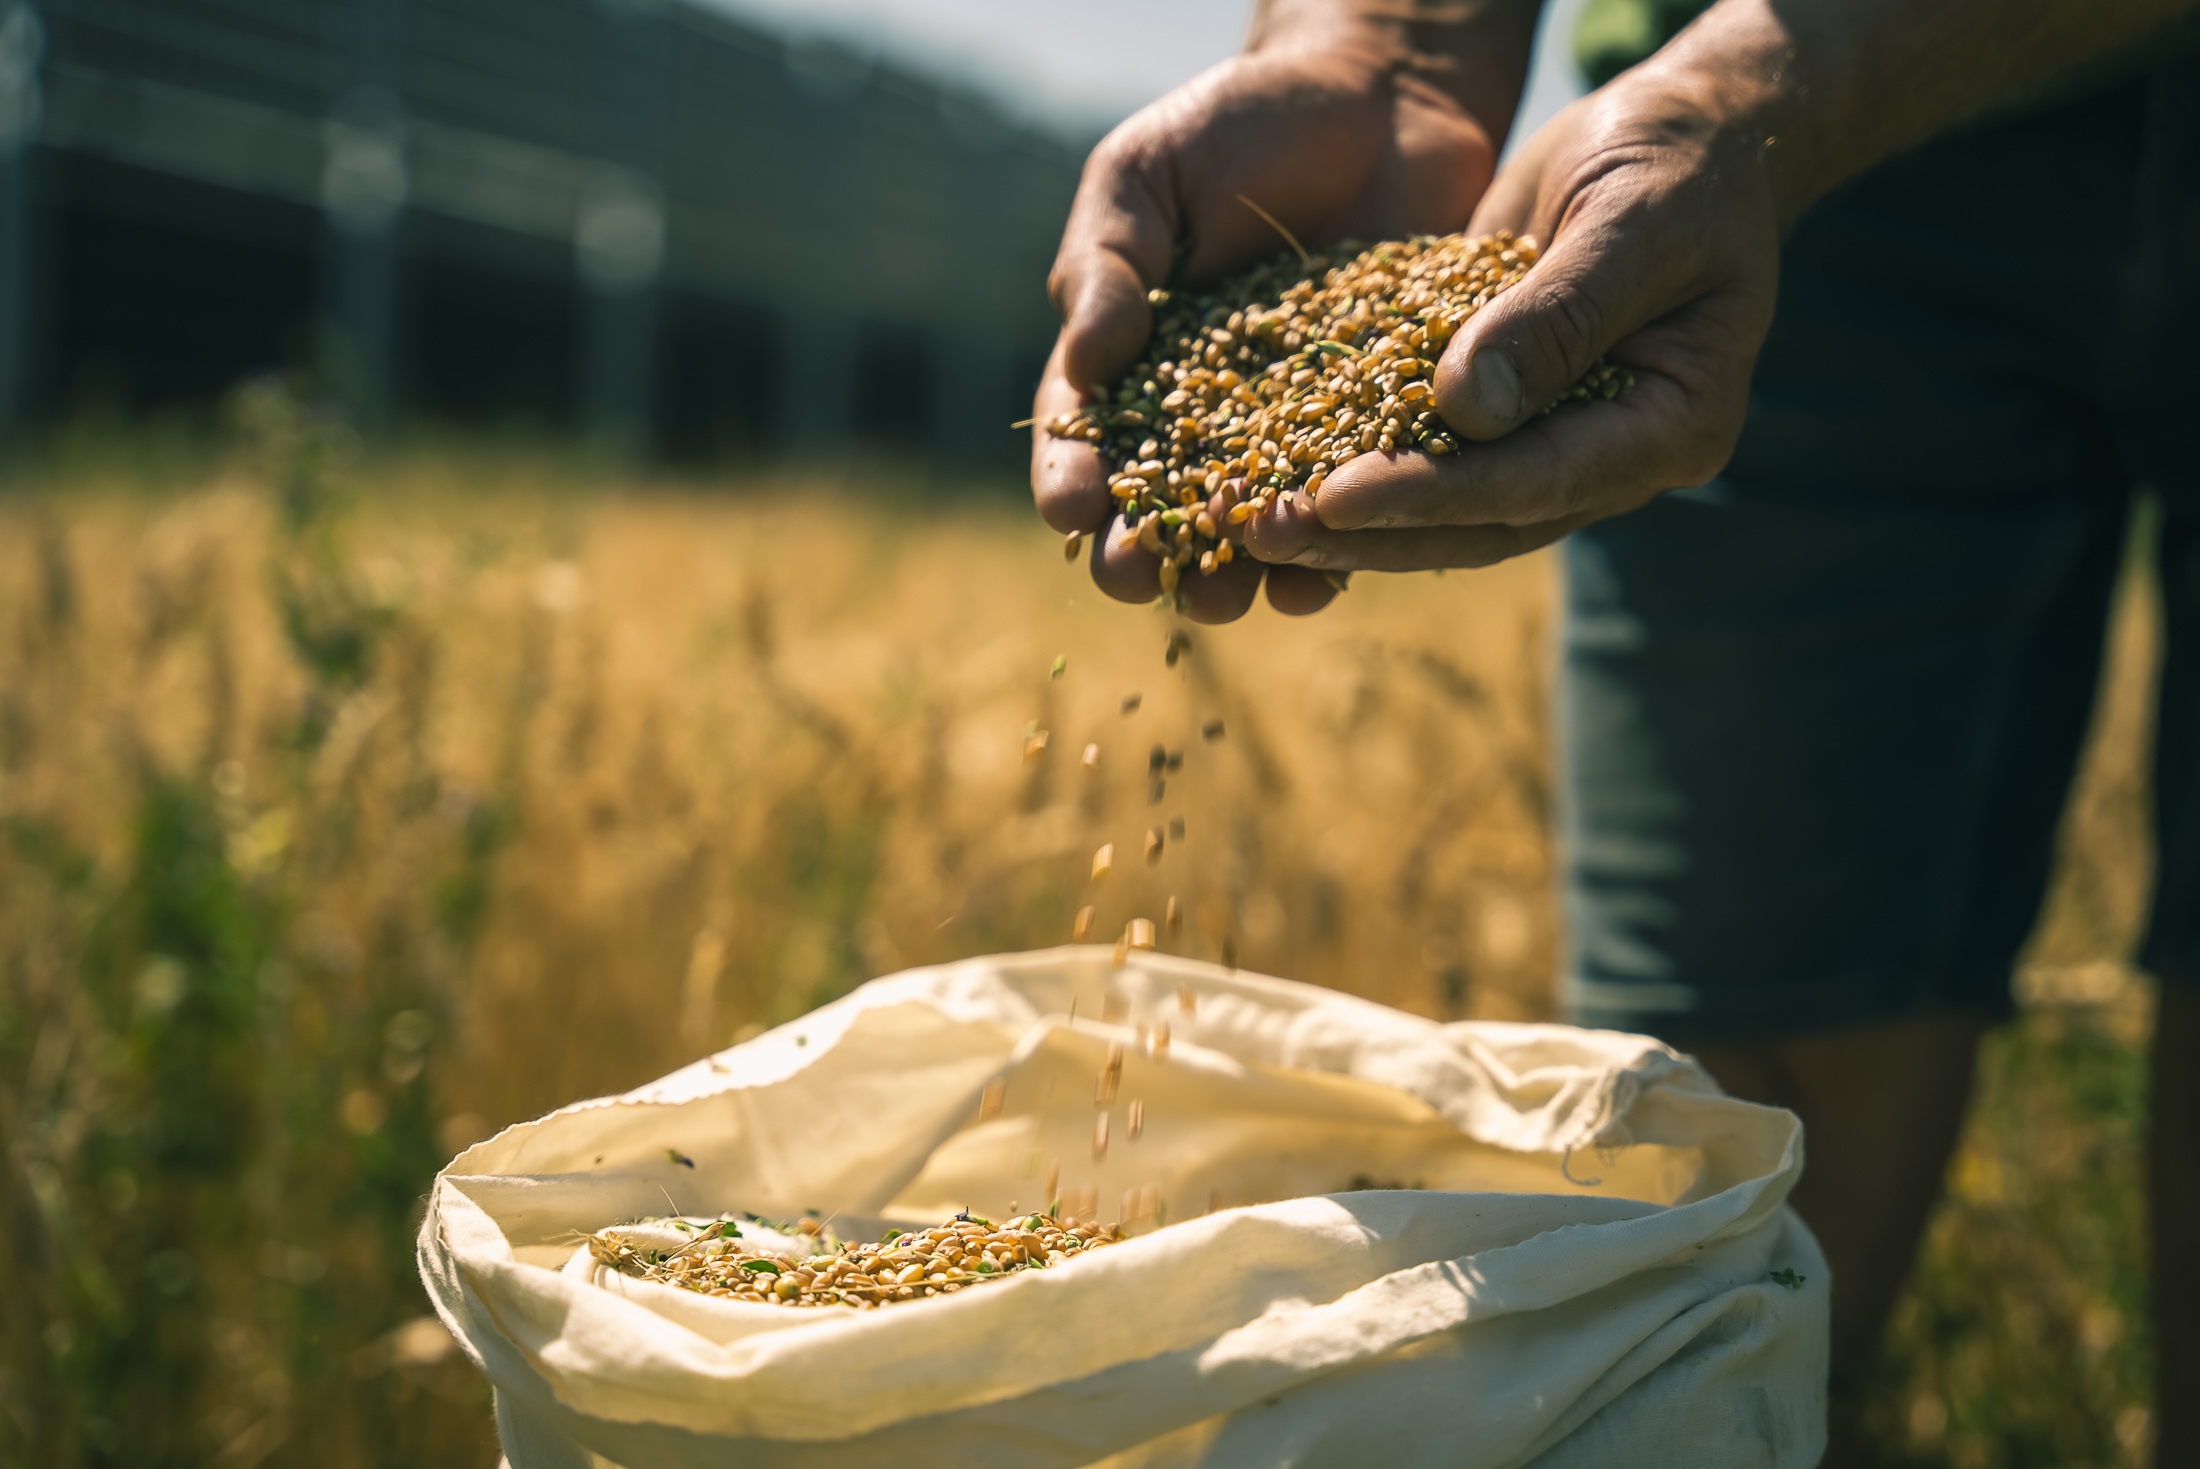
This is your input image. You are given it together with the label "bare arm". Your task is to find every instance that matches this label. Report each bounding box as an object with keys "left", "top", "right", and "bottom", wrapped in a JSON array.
[
  {"left": 1030, "top": 0, "right": 1543, "bottom": 620},
  {"left": 1695, "top": 0, "right": 2200, "bottom": 223},
  {"left": 1245, "top": 0, "right": 2200, "bottom": 573}
]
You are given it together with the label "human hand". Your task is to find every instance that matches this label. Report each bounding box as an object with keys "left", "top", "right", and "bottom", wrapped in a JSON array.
[
  {"left": 1030, "top": 39, "right": 1511, "bottom": 622},
  {"left": 1239, "top": 65, "right": 1785, "bottom": 574}
]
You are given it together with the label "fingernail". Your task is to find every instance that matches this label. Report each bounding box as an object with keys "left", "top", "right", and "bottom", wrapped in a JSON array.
[{"left": 1470, "top": 349, "right": 1523, "bottom": 425}]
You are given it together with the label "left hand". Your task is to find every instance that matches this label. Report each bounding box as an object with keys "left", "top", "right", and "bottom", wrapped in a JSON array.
[{"left": 1241, "top": 68, "right": 1784, "bottom": 573}]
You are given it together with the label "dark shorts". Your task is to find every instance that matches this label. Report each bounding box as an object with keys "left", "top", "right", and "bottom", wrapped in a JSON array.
[{"left": 1561, "top": 63, "right": 2200, "bottom": 1042}]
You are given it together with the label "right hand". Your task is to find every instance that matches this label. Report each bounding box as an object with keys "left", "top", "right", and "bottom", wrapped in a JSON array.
[{"left": 1030, "top": 43, "right": 1503, "bottom": 623}]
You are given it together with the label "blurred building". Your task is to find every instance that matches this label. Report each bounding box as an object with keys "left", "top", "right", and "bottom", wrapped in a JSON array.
[{"left": 0, "top": 0, "right": 1087, "bottom": 465}]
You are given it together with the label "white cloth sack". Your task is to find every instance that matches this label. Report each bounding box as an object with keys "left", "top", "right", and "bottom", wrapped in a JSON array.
[{"left": 418, "top": 947, "right": 1827, "bottom": 1469}]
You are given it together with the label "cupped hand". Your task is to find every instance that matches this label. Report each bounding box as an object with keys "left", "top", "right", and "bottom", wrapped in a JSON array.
[
  {"left": 1031, "top": 44, "right": 1499, "bottom": 622},
  {"left": 1241, "top": 71, "right": 1784, "bottom": 574}
]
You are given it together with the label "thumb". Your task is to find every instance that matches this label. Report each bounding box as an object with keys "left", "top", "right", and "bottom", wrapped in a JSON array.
[
  {"left": 1433, "top": 201, "right": 1662, "bottom": 441},
  {"left": 1049, "top": 133, "right": 1180, "bottom": 393}
]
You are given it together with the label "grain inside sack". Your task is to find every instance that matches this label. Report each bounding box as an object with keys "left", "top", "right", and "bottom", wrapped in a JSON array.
[{"left": 590, "top": 1211, "right": 1125, "bottom": 1309}]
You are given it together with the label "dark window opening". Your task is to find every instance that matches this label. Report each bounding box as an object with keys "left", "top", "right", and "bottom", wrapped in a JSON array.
[
  {"left": 404, "top": 257, "right": 577, "bottom": 428},
  {"left": 658, "top": 295, "right": 779, "bottom": 465},
  {"left": 852, "top": 322, "right": 930, "bottom": 447}
]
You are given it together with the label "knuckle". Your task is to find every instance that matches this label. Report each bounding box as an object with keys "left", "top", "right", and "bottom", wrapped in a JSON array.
[{"left": 1522, "top": 281, "right": 1607, "bottom": 383}]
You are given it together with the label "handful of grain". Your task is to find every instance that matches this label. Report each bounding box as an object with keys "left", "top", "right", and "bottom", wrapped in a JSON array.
[
  {"left": 1042, "top": 229, "right": 1631, "bottom": 589},
  {"left": 589, "top": 1211, "right": 1127, "bottom": 1310}
]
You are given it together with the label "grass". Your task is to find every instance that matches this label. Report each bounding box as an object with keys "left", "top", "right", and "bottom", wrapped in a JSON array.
[{"left": 0, "top": 401, "right": 2162, "bottom": 1467}]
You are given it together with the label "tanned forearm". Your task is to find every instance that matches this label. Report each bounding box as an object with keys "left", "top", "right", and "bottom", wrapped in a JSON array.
[
  {"left": 1248, "top": 0, "right": 1548, "bottom": 147},
  {"left": 1644, "top": 0, "right": 2200, "bottom": 221}
]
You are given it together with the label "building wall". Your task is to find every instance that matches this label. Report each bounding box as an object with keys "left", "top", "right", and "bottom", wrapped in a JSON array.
[{"left": 0, "top": 0, "right": 1085, "bottom": 466}]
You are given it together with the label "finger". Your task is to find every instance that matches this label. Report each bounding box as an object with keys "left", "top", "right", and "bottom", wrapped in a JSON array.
[
  {"left": 1264, "top": 565, "right": 1341, "bottom": 616},
  {"left": 1049, "top": 122, "right": 1182, "bottom": 392},
  {"left": 1031, "top": 337, "right": 1113, "bottom": 534},
  {"left": 1176, "top": 555, "right": 1264, "bottom": 624},
  {"left": 1092, "top": 513, "right": 1164, "bottom": 604},
  {"left": 1311, "top": 367, "right": 1697, "bottom": 529},
  {"left": 1208, "top": 484, "right": 1251, "bottom": 544},
  {"left": 1438, "top": 165, "right": 1693, "bottom": 442},
  {"left": 1247, "top": 489, "right": 1592, "bottom": 571}
]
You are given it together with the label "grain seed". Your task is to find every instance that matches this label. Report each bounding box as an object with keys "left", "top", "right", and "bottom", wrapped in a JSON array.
[
  {"left": 599, "top": 1210, "right": 1126, "bottom": 1311},
  {"left": 1050, "top": 655, "right": 1068, "bottom": 678},
  {"left": 1081, "top": 742, "right": 1100, "bottom": 770},
  {"left": 1178, "top": 983, "right": 1197, "bottom": 1016},
  {"left": 979, "top": 1079, "right": 1006, "bottom": 1121},
  {"left": 1120, "top": 693, "right": 1142, "bottom": 715},
  {"left": 1091, "top": 844, "right": 1114, "bottom": 882},
  {"left": 1092, "top": 1112, "right": 1110, "bottom": 1160},
  {"left": 1064, "top": 531, "right": 1085, "bottom": 561},
  {"left": 1128, "top": 1098, "right": 1144, "bottom": 1141},
  {"left": 1073, "top": 904, "right": 1095, "bottom": 941},
  {"left": 1144, "top": 827, "right": 1165, "bottom": 864},
  {"left": 1201, "top": 718, "right": 1226, "bottom": 741},
  {"left": 1128, "top": 918, "right": 1156, "bottom": 950},
  {"left": 1044, "top": 230, "right": 1631, "bottom": 586},
  {"left": 1165, "top": 895, "right": 1182, "bottom": 935}
]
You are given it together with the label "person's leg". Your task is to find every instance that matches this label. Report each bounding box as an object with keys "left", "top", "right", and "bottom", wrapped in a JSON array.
[
  {"left": 1563, "top": 470, "right": 2128, "bottom": 1463},
  {"left": 1559, "top": 78, "right": 2162, "bottom": 1465},
  {"left": 1683, "top": 1014, "right": 1990, "bottom": 1469},
  {"left": 2149, "top": 984, "right": 2198, "bottom": 1469},
  {"left": 2135, "top": 485, "right": 2200, "bottom": 1468}
]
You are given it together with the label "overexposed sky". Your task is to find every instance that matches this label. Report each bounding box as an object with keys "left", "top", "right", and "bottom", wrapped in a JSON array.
[{"left": 697, "top": 0, "right": 1590, "bottom": 148}]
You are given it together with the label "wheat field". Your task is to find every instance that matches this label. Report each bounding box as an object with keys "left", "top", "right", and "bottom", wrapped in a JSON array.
[{"left": 0, "top": 408, "right": 2163, "bottom": 1467}]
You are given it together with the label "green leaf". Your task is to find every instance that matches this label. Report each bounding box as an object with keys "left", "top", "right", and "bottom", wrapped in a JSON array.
[{"left": 740, "top": 1259, "right": 783, "bottom": 1276}]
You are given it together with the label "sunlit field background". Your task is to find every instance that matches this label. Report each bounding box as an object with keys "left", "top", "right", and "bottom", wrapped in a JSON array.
[{"left": 0, "top": 396, "right": 2163, "bottom": 1467}]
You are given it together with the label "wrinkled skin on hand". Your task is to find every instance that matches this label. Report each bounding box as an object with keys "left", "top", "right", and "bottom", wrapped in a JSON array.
[
  {"left": 1029, "top": 45, "right": 1497, "bottom": 622},
  {"left": 1240, "top": 75, "right": 1783, "bottom": 583}
]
